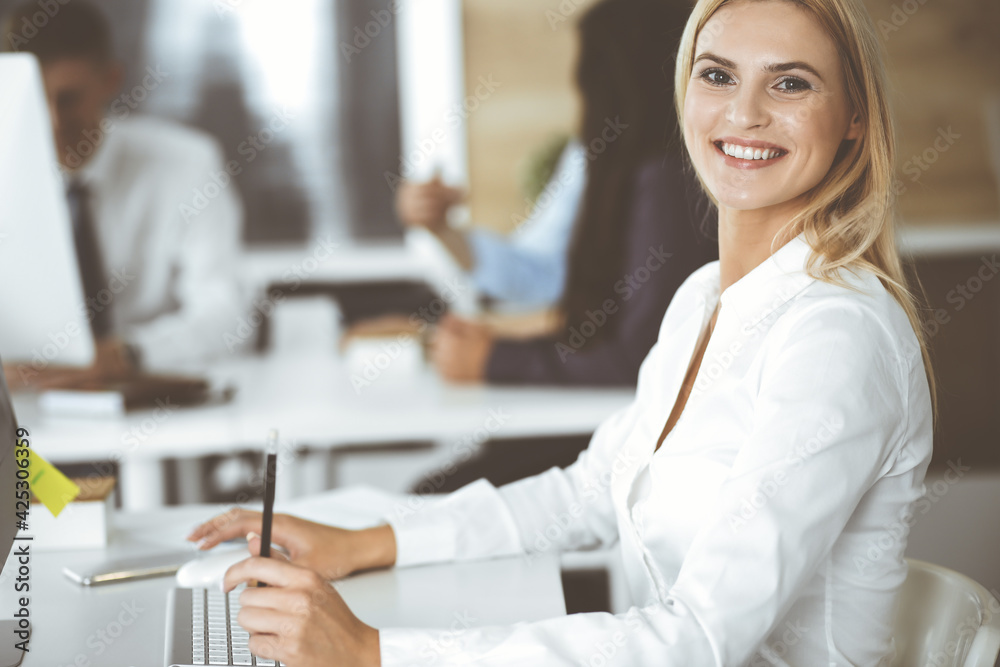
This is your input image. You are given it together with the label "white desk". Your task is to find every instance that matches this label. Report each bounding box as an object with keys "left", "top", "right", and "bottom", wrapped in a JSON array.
[
  {"left": 11, "top": 350, "right": 633, "bottom": 509},
  {"left": 0, "top": 487, "right": 566, "bottom": 666},
  {"left": 240, "top": 240, "right": 427, "bottom": 288}
]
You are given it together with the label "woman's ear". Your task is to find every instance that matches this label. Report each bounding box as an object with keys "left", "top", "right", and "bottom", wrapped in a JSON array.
[{"left": 844, "top": 111, "right": 863, "bottom": 141}]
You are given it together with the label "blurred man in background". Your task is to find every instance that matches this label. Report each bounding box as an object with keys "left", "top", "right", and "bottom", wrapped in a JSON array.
[{"left": 3, "top": 1, "right": 245, "bottom": 386}]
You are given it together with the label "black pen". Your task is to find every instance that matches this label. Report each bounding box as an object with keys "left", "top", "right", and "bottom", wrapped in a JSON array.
[{"left": 257, "top": 432, "right": 278, "bottom": 588}]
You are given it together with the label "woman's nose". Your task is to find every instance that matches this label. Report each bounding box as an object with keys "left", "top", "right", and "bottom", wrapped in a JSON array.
[{"left": 726, "top": 85, "right": 771, "bottom": 130}]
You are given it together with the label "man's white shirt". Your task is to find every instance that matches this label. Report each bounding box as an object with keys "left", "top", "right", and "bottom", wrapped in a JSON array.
[{"left": 71, "top": 115, "right": 246, "bottom": 370}]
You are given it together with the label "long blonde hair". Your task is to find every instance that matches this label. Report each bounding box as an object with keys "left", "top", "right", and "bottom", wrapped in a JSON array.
[{"left": 674, "top": 0, "right": 937, "bottom": 416}]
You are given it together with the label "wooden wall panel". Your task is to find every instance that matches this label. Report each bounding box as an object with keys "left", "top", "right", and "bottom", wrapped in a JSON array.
[{"left": 461, "top": 0, "right": 1000, "bottom": 231}]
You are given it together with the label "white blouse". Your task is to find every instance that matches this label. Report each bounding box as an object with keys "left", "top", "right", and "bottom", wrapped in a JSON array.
[{"left": 380, "top": 234, "right": 933, "bottom": 666}]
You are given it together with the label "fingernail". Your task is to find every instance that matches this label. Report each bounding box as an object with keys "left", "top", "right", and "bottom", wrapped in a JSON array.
[
  {"left": 246, "top": 532, "right": 260, "bottom": 541},
  {"left": 194, "top": 538, "right": 209, "bottom": 550}
]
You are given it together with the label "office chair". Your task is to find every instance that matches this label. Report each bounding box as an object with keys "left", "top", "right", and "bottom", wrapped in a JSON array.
[{"left": 891, "top": 558, "right": 1000, "bottom": 667}]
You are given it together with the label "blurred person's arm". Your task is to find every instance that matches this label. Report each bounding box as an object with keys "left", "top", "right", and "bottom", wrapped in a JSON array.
[
  {"left": 429, "top": 310, "right": 561, "bottom": 383},
  {"left": 1, "top": 337, "right": 134, "bottom": 390},
  {"left": 122, "top": 143, "right": 246, "bottom": 370},
  {"left": 384, "top": 397, "right": 641, "bottom": 568},
  {"left": 397, "top": 143, "right": 586, "bottom": 306},
  {"left": 395, "top": 176, "right": 471, "bottom": 268},
  {"left": 464, "top": 141, "right": 585, "bottom": 305},
  {"left": 485, "top": 158, "right": 717, "bottom": 386}
]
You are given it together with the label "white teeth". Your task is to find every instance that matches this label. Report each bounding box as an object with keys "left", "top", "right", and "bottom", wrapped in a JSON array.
[{"left": 720, "top": 142, "right": 783, "bottom": 160}]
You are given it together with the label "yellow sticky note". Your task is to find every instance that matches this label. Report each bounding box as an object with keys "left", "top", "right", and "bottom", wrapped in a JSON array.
[{"left": 27, "top": 448, "right": 80, "bottom": 517}]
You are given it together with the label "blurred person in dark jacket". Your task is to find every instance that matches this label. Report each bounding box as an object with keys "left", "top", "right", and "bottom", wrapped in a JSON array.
[{"left": 419, "top": 0, "right": 717, "bottom": 387}]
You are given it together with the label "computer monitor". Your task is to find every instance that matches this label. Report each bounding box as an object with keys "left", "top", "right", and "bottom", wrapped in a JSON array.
[{"left": 0, "top": 53, "right": 95, "bottom": 374}]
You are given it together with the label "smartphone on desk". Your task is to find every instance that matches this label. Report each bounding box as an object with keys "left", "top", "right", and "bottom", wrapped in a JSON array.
[{"left": 63, "top": 550, "right": 194, "bottom": 586}]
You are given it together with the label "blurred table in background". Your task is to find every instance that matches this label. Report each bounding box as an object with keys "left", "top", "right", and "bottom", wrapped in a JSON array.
[{"left": 12, "top": 347, "right": 633, "bottom": 510}]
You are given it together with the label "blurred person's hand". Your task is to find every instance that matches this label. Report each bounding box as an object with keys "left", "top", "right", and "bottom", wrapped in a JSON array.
[
  {"left": 395, "top": 175, "right": 464, "bottom": 231},
  {"left": 223, "top": 557, "right": 380, "bottom": 667},
  {"left": 338, "top": 314, "right": 424, "bottom": 354},
  {"left": 187, "top": 508, "right": 397, "bottom": 581},
  {"left": 92, "top": 338, "right": 136, "bottom": 378},
  {"left": 3, "top": 337, "right": 136, "bottom": 391},
  {"left": 430, "top": 314, "right": 493, "bottom": 383}
]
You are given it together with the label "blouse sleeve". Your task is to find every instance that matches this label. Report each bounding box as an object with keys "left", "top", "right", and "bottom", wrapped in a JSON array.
[
  {"left": 380, "top": 300, "right": 928, "bottom": 666},
  {"left": 384, "top": 392, "right": 645, "bottom": 566}
]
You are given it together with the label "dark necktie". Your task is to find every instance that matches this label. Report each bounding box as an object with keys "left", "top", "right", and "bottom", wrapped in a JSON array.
[{"left": 66, "top": 180, "right": 112, "bottom": 339}]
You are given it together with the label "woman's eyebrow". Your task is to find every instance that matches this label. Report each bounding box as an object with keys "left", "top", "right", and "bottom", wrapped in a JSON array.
[
  {"left": 693, "top": 52, "right": 825, "bottom": 83},
  {"left": 693, "top": 52, "right": 736, "bottom": 69},
  {"left": 764, "top": 60, "right": 824, "bottom": 82}
]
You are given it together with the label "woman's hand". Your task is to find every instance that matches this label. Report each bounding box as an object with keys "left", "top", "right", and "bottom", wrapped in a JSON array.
[
  {"left": 430, "top": 314, "right": 494, "bottom": 383},
  {"left": 186, "top": 508, "right": 396, "bottom": 580},
  {"left": 224, "top": 557, "right": 380, "bottom": 667}
]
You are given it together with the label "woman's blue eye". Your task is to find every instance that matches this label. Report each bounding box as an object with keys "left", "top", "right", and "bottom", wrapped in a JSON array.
[
  {"left": 776, "top": 77, "right": 813, "bottom": 92},
  {"left": 700, "top": 68, "right": 733, "bottom": 86}
]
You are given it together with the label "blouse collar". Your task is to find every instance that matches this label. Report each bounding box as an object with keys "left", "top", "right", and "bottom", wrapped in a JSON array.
[{"left": 711, "top": 233, "right": 818, "bottom": 331}]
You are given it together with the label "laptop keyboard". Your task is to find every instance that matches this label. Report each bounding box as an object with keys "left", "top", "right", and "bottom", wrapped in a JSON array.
[{"left": 190, "top": 585, "right": 281, "bottom": 666}]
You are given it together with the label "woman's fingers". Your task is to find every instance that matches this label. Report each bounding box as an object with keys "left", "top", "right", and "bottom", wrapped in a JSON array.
[
  {"left": 223, "top": 556, "right": 376, "bottom": 666},
  {"left": 224, "top": 556, "right": 318, "bottom": 593},
  {"left": 187, "top": 508, "right": 262, "bottom": 548},
  {"left": 247, "top": 633, "right": 284, "bottom": 663},
  {"left": 237, "top": 585, "right": 313, "bottom": 617},
  {"left": 236, "top": 604, "right": 293, "bottom": 634},
  {"left": 246, "top": 533, "right": 290, "bottom": 561}
]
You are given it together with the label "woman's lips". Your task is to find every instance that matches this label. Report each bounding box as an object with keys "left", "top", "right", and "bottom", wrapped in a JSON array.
[{"left": 713, "top": 140, "right": 789, "bottom": 170}]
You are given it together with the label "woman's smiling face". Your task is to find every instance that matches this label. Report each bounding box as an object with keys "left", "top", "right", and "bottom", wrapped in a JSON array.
[{"left": 683, "top": 0, "right": 861, "bottom": 213}]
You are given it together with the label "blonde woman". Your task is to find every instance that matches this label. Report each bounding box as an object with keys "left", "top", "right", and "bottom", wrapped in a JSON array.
[{"left": 190, "top": 0, "right": 935, "bottom": 663}]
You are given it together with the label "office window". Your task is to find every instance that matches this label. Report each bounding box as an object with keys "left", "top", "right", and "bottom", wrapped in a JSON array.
[{"left": 1, "top": 0, "right": 403, "bottom": 244}]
